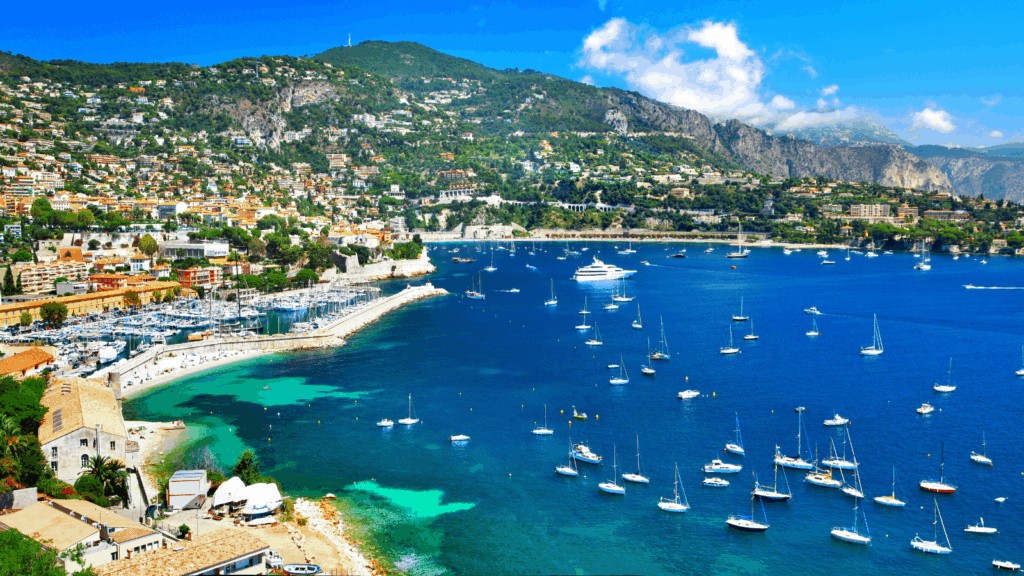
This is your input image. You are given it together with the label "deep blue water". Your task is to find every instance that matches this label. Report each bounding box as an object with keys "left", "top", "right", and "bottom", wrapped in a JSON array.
[{"left": 125, "top": 244, "right": 1024, "bottom": 575}]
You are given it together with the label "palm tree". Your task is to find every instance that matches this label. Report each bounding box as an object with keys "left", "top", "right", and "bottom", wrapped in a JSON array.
[{"left": 81, "top": 456, "right": 130, "bottom": 507}]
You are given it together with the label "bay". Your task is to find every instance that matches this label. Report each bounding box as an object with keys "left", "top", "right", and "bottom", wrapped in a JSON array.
[{"left": 125, "top": 244, "right": 1024, "bottom": 575}]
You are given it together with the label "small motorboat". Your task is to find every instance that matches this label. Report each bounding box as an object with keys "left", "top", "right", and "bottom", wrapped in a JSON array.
[
  {"left": 703, "top": 477, "right": 730, "bottom": 487},
  {"left": 450, "top": 434, "right": 471, "bottom": 443},
  {"left": 823, "top": 414, "right": 850, "bottom": 426},
  {"left": 916, "top": 403, "right": 935, "bottom": 415},
  {"left": 804, "top": 306, "right": 821, "bottom": 315},
  {"left": 677, "top": 390, "right": 700, "bottom": 399},
  {"left": 964, "top": 518, "right": 997, "bottom": 534},
  {"left": 376, "top": 418, "right": 394, "bottom": 428},
  {"left": 993, "top": 560, "right": 1021, "bottom": 571},
  {"left": 572, "top": 406, "right": 588, "bottom": 420},
  {"left": 283, "top": 565, "right": 322, "bottom": 575}
]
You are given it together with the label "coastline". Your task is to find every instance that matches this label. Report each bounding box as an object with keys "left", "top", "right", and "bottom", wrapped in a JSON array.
[
  {"left": 120, "top": 282, "right": 446, "bottom": 575},
  {"left": 117, "top": 282, "right": 448, "bottom": 401}
]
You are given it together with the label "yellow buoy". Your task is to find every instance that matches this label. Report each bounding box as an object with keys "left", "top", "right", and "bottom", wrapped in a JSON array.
[
  {"left": 560, "top": 409, "right": 564, "bottom": 414},
  {"left": 596, "top": 414, "right": 600, "bottom": 420},
  {"left": 712, "top": 391, "right": 716, "bottom": 398},
  {"left": 318, "top": 420, "right": 321, "bottom": 425},
  {"left": 264, "top": 407, "right": 267, "bottom": 411}
]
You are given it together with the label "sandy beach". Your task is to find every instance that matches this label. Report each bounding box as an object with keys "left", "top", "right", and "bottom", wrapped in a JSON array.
[
  {"left": 125, "top": 419, "right": 187, "bottom": 498},
  {"left": 119, "top": 347, "right": 272, "bottom": 400}
]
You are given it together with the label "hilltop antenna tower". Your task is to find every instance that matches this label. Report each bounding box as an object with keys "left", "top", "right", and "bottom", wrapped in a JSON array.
[{"left": 348, "top": 34, "right": 352, "bottom": 47}]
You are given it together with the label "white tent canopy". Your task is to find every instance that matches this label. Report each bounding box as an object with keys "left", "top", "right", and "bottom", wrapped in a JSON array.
[
  {"left": 240, "top": 482, "right": 283, "bottom": 516},
  {"left": 211, "top": 476, "right": 246, "bottom": 508}
]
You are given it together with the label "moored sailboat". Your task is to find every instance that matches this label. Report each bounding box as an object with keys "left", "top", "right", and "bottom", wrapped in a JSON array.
[
  {"left": 598, "top": 445, "right": 626, "bottom": 495},
  {"left": 609, "top": 357, "right": 629, "bottom": 385},
  {"left": 720, "top": 325, "right": 740, "bottom": 355},
  {"left": 873, "top": 467, "right": 906, "bottom": 507},
  {"left": 933, "top": 357, "right": 956, "bottom": 393},
  {"left": 774, "top": 407, "right": 814, "bottom": 470},
  {"left": 621, "top": 434, "right": 650, "bottom": 484},
  {"left": 398, "top": 393, "right": 419, "bottom": 426},
  {"left": 544, "top": 279, "right": 557, "bottom": 306},
  {"left": 753, "top": 453, "right": 792, "bottom": 502},
  {"left": 724, "top": 413, "right": 745, "bottom": 456},
  {"left": 658, "top": 463, "right": 690, "bottom": 513},
  {"left": 532, "top": 404, "right": 554, "bottom": 436},
  {"left": 910, "top": 498, "right": 952, "bottom": 554},
  {"left": 631, "top": 304, "right": 643, "bottom": 329},
  {"left": 650, "top": 317, "right": 670, "bottom": 360},
  {"left": 555, "top": 438, "right": 580, "bottom": 477},
  {"left": 726, "top": 474, "right": 769, "bottom": 532},
  {"left": 919, "top": 443, "right": 957, "bottom": 494},
  {"left": 970, "top": 431, "right": 993, "bottom": 466},
  {"left": 859, "top": 314, "right": 884, "bottom": 356}
]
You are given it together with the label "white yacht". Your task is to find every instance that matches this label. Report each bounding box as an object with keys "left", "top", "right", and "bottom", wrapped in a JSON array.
[
  {"left": 376, "top": 418, "right": 394, "bottom": 428},
  {"left": 571, "top": 443, "right": 603, "bottom": 464},
  {"left": 823, "top": 414, "right": 850, "bottom": 426},
  {"left": 703, "top": 458, "right": 742, "bottom": 474},
  {"left": 572, "top": 257, "right": 637, "bottom": 282}
]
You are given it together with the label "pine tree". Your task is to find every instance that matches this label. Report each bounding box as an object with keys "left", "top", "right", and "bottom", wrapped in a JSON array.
[
  {"left": 2, "top": 265, "right": 13, "bottom": 296},
  {"left": 16, "top": 273, "right": 23, "bottom": 295}
]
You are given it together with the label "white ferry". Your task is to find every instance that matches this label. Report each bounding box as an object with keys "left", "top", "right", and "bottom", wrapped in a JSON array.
[{"left": 572, "top": 257, "right": 637, "bottom": 282}]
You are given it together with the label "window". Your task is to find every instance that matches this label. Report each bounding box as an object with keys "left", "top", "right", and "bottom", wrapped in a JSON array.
[
  {"left": 51, "top": 447, "right": 57, "bottom": 458},
  {"left": 80, "top": 439, "right": 89, "bottom": 447},
  {"left": 110, "top": 441, "right": 116, "bottom": 451},
  {"left": 81, "top": 454, "right": 89, "bottom": 468},
  {"left": 50, "top": 461, "right": 58, "bottom": 472}
]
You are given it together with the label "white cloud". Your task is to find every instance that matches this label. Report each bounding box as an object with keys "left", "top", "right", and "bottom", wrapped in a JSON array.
[
  {"left": 580, "top": 75, "right": 595, "bottom": 86},
  {"left": 989, "top": 130, "right": 1004, "bottom": 138},
  {"left": 770, "top": 95, "right": 796, "bottom": 110},
  {"left": 980, "top": 94, "right": 1002, "bottom": 107},
  {"left": 820, "top": 84, "right": 839, "bottom": 96},
  {"left": 579, "top": 18, "right": 858, "bottom": 130},
  {"left": 802, "top": 65, "right": 818, "bottom": 79},
  {"left": 816, "top": 98, "right": 827, "bottom": 109},
  {"left": 910, "top": 107, "right": 956, "bottom": 133}
]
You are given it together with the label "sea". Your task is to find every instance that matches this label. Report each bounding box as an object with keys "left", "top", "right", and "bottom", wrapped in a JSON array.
[{"left": 124, "top": 243, "right": 1024, "bottom": 575}]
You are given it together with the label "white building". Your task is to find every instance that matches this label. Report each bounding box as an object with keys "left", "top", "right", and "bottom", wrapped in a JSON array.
[{"left": 167, "top": 470, "right": 210, "bottom": 510}]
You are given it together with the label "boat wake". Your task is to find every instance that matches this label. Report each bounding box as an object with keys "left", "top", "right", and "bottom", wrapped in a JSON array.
[{"left": 963, "top": 285, "right": 1024, "bottom": 290}]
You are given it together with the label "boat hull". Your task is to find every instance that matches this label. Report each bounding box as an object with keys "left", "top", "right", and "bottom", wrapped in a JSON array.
[
  {"left": 873, "top": 495, "right": 906, "bottom": 507},
  {"left": 658, "top": 500, "right": 689, "bottom": 513},
  {"left": 724, "top": 444, "right": 745, "bottom": 456},
  {"left": 727, "top": 517, "right": 768, "bottom": 532},
  {"left": 911, "top": 538, "right": 951, "bottom": 554},
  {"left": 831, "top": 528, "right": 871, "bottom": 545},
  {"left": 622, "top": 473, "right": 650, "bottom": 484},
  {"left": 598, "top": 482, "right": 625, "bottom": 495},
  {"left": 919, "top": 481, "right": 956, "bottom": 494},
  {"left": 775, "top": 457, "right": 814, "bottom": 471}
]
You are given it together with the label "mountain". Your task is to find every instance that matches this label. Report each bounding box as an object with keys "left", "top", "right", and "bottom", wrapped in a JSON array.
[
  {"left": 914, "top": 145, "right": 1024, "bottom": 201},
  {"left": 976, "top": 142, "right": 1024, "bottom": 158},
  {"left": 316, "top": 42, "right": 949, "bottom": 191},
  {"left": 779, "top": 118, "right": 909, "bottom": 147}
]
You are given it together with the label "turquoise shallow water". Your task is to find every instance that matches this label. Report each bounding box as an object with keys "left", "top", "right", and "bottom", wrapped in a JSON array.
[{"left": 125, "top": 244, "right": 1024, "bottom": 575}]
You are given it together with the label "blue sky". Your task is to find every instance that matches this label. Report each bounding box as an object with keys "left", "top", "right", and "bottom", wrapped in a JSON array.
[{"left": 4, "top": 0, "right": 1019, "bottom": 146}]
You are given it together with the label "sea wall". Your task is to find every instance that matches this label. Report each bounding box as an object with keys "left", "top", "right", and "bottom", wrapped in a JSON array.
[{"left": 339, "top": 248, "right": 436, "bottom": 282}]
